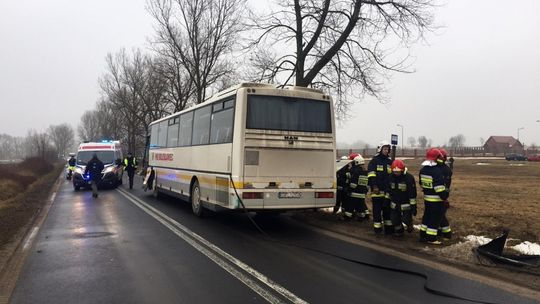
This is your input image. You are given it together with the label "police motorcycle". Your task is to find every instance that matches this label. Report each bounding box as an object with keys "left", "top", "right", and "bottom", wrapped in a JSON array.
[{"left": 66, "top": 153, "right": 76, "bottom": 180}]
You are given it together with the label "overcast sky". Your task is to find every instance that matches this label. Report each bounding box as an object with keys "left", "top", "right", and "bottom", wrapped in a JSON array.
[{"left": 1, "top": 0, "right": 539, "bottom": 147}]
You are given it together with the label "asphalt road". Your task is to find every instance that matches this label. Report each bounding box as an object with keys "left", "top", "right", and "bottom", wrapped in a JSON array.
[{"left": 9, "top": 176, "right": 538, "bottom": 304}]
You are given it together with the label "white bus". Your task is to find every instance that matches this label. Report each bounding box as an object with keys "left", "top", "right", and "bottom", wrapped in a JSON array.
[{"left": 148, "top": 83, "right": 336, "bottom": 216}]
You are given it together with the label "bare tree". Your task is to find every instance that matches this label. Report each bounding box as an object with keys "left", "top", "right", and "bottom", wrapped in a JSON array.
[
  {"left": 417, "top": 136, "right": 428, "bottom": 148},
  {"left": 78, "top": 110, "right": 101, "bottom": 142},
  {"left": 248, "top": 0, "right": 436, "bottom": 119},
  {"left": 47, "top": 123, "right": 75, "bottom": 159},
  {"left": 0, "top": 134, "right": 27, "bottom": 160},
  {"left": 449, "top": 134, "right": 466, "bottom": 148},
  {"left": 479, "top": 137, "right": 485, "bottom": 146},
  {"left": 148, "top": 0, "right": 247, "bottom": 104},
  {"left": 26, "top": 129, "right": 53, "bottom": 159},
  {"left": 407, "top": 136, "right": 416, "bottom": 148},
  {"left": 100, "top": 49, "right": 170, "bottom": 162}
]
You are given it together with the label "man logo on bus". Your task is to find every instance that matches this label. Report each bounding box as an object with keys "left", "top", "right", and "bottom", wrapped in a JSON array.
[{"left": 284, "top": 135, "right": 299, "bottom": 145}]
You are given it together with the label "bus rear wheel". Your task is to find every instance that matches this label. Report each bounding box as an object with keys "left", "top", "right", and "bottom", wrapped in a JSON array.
[{"left": 191, "top": 180, "right": 204, "bottom": 217}]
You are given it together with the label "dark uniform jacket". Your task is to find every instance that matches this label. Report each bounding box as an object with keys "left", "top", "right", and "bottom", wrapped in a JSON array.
[
  {"left": 367, "top": 154, "right": 392, "bottom": 194},
  {"left": 337, "top": 165, "right": 350, "bottom": 192},
  {"left": 389, "top": 172, "right": 417, "bottom": 205},
  {"left": 68, "top": 157, "right": 76, "bottom": 167},
  {"left": 438, "top": 163, "right": 453, "bottom": 191},
  {"left": 348, "top": 165, "right": 368, "bottom": 198},
  {"left": 85, "top": 158, "right": 104, "bottom": 182},
  {"left": 419, "top": 165, "right": 448, "bottom": 202}
]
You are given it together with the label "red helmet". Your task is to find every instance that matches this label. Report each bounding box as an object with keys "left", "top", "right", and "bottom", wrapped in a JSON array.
[
  {"left": 391, "top": 159, "right": 406, "bottom": 172},
  {"left": 426, "top": 148, "right": 443, "bottom": 161},
  {"left": 439, "top": 149, "right": 448, "bottom": 161},
  {"left": 349, "top": 153, "right": 360, "bottom": 160}
]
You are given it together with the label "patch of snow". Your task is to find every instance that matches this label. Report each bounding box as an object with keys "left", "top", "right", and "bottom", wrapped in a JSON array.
[
  {"left": 512, "top": 242, "right": 540, "bottom": 255},
  {"left": 509, "top": 163, "right": 525, "bottom": 166},
  {"left": 475, "top": 162, "right": 491, "bottom": 166},
  {"left": 464, "top": 235, "right": 492, "bottom": 245}
]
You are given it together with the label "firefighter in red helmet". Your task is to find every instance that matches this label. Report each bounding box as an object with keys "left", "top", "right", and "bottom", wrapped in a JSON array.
[
  {"left": 389, "top": 159, "right": 417, "bottom": 236},
  {"left": 419, "top": 148, "right": 449, "bottom": 244},
  {"left": 437, "top": 148, "right": 453, "bottom": 240}
]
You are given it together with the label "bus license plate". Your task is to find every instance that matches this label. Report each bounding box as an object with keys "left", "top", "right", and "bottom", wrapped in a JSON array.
[{"left": 278, "top": 192, "right": 302, "bottom": 199}]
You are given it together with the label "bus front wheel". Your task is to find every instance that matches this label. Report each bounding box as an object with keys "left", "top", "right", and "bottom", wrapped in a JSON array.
[{"left": 191, "top": 180, "right": 204, "bottom": 217}]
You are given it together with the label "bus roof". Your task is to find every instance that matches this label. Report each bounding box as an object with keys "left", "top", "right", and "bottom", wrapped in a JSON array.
[{"left": 149, "top": 83, "right": 328, "bottom": 126}]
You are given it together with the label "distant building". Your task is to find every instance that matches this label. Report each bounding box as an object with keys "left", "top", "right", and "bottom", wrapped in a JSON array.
[{"left": 483, "top": 136, "right": 524, "bottom": 154}]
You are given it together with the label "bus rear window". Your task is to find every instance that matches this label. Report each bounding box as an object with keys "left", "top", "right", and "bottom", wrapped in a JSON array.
[{"left": 246, "top": 95, "right": 332, "bottom": 133}]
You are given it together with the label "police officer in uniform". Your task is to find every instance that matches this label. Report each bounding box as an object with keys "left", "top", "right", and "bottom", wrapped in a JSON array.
[{"left": 124, "top": 152, "right": 137, "bottom": 190}]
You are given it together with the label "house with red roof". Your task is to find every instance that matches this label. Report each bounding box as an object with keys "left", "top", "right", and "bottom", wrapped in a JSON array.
[{"left": 483, "top": 136, "right": 524, "bottom": 154}]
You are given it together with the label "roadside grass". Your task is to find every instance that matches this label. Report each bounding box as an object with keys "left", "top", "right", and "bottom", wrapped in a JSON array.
[{"left": 0, "top": 159, "right": 61, "bottom": 247}]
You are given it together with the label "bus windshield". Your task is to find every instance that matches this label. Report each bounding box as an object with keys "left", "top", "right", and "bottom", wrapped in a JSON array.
[
  {"left": 246, "top": 95, "right": 332, "bottom": 133},
  {"left": 77, "top": 151, "right": 116, "bottom": 165}
]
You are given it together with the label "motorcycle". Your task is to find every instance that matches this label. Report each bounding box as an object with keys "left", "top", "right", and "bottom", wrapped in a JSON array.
[{"left": 66, "top": 166, "right": 75, "bottom": 180}]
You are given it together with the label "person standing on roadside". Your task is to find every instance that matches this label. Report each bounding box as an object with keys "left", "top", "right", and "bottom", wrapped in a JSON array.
[
  {"left": 347, "top": 154, "right": 370, "bottom": 221},
  {"left": 334, "top": 156, "right": 351, "bottom": 214},
  {"left": 367, "top": 141, "right": 393, "bottom": 234},
  {"left": 84, "top": 153, "right": 104, "bottom": 198},
  {"left": 419, "top": 148, "right": 449, "bottom": 245},
  {"left": 388, "top": 159, "right": 417, "bottom": 236},
  {"left": 437, "top": 149, "right": 452, "bottom": 240},
  {"left": 124, "top": 152, "right": 137, "bottom": 190}
]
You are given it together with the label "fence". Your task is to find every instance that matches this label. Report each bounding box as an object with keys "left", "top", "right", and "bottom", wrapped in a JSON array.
[{"left": 337, "top": 146, "right": 540, "bottom": 159}]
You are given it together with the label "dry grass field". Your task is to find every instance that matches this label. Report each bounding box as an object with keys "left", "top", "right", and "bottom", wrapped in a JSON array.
[{"left": 0, "top": 159, "right": 59, "bottom": 246}]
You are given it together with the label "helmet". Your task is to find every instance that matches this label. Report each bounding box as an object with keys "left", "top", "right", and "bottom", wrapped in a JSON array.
[
  {"left": 391, "top": 159, "right": 405, "bottom": 172},
  {"left": 439, "top": 149, "right": 448, "bottom": 161},
  {"left": 348, "top": 153, "right": 360, "bottom": 160},
  {"left": 353, "top": 154, "right": 365, "bottom": 165},
  {"left": 426, "top": 148, "right": 443, "bottom": 161},
  {"left": 340, "top": 156, "right": 349, "bottom": 160},
  {"left": 376, "top": 140, "right": 391, "bottom": 153},
  {"left": 68, "top": 152, "right": 76, "bottom": 157}
]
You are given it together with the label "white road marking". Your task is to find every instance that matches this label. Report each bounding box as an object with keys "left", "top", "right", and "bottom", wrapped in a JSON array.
[
  {"left": 22, "top": 227, "right": 39, "bottom": 251},
  {"left": 21, "top": 189, "right": 58, "bottom": 252},
  {"left": 117, "top": 188, "right": 307, "bottom": 304}
]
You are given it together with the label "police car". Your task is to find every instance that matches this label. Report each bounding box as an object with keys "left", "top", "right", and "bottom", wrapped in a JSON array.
[{"left": 72, "top": 141, "right": 124, "bottom": 190}]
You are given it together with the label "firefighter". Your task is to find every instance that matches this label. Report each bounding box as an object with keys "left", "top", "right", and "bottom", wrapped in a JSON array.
[
  {"left": 347, "top": 154, "right": 370, "bottom": 221},
  {"left": 368, "top": 141, "right": 393, "bottom": 234},
  {"left": 388, "top": 159, "right": 417, "bottom": 236},
  {"left": 419, "top": 148, "right": 449, "bottom": 245},
  {"left": 340, "top": 154, "right": 355, "bottom": 220},
  {"left": 124, "top": 152, "right": 137, "bottom": 190},
  {"left": 334, "top": 156, "right": 351, "bottom": 214},
  {"left": 437, "top": 149, "right": 452, "bottom": 240},
  {"left": 84, "top": 153, "right": 104, "bottom": 198}
]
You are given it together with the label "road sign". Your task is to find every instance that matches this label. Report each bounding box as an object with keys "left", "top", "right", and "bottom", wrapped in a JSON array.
[{"left": 391, "top": 134, "right": 398, "bottom": 145}]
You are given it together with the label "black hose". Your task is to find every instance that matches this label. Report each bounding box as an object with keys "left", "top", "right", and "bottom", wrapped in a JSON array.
[{"left": 229, "top": 174, "right": 504, "bottom": 304}]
